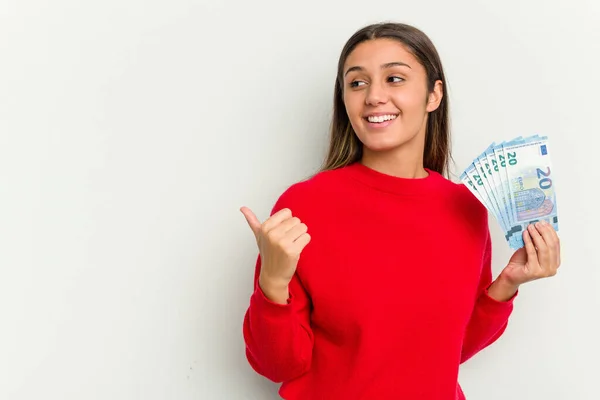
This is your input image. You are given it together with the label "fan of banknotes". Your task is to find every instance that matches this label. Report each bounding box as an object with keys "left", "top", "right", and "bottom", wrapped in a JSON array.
[{"left": 460, "top": 135, "right": 559, "bottom": 249}]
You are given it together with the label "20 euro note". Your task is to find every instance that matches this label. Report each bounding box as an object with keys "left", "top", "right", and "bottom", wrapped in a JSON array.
[
  {"left": 502, "top": 136, "right": 559, "bottom": 249},
  {"left": 462, "top": 151, "right": 509, "bottom": 232}
]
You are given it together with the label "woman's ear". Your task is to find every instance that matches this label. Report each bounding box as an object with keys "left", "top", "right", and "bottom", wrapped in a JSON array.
[{"left": 426, "top": 80, "right": 443, "bottom": 112}]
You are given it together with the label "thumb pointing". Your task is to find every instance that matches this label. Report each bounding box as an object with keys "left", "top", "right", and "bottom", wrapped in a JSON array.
[{"left": 240, "top": 206, "right": 261, "bottom": 237}]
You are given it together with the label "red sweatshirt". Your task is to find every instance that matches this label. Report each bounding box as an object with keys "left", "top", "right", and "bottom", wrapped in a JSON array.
[{"left": 243, "top": 162, "right": 516, "bottom": 400}]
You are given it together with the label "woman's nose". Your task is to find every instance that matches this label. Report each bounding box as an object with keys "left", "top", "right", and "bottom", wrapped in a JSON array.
[{"left": 365, "top": 82, "right": 389, "bottom": 106}]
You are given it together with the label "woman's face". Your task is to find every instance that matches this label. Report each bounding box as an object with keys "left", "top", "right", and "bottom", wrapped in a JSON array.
[{"left": 342, "top": 38, "right": 442, "bottom": 154}]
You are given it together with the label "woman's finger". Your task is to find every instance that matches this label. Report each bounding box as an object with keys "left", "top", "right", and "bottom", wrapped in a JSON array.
[
  {"left": 556, "top": 235, "right": 561, "bottom": 267},
  {"left": 527, "top": 224, "right": 548, "bottom": 277},
  {"left": 547, "top": 223, "right": 561, "bottom": 270},
  {"left": 528, "top": 223, "right": 547, "bottom": 252},
  {"left": 535, "top": 222, "right": 556, "bottom": 274},
  {"left": 548, "top": 225, "right": 561, "bottom": 268},
  {"left": 523, "top": 228, "right": 539, "bottom": 272}
]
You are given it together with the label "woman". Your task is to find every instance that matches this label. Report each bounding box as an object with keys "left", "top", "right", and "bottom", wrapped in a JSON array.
[{"left": 240, "top": 22, "right": 560, "bottom": 400}]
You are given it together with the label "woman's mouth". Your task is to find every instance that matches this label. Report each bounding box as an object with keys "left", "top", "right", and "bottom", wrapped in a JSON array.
[{"left": 364, "top": 114, "right": 398, "bottom": 128}]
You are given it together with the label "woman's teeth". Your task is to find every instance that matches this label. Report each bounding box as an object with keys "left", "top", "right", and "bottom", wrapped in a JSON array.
[{"left": 367, "top": 114, "right": 397, "bottom": 123}]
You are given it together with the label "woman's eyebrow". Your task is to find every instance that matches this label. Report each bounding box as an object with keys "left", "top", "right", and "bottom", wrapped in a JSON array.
[{"left": 344, "top": 61, "right": 412, "bottom": 77}]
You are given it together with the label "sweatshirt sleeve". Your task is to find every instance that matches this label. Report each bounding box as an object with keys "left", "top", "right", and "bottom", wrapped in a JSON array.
[
  {"left": 242, "top": 257, "right": 314, "bottom": 382},
  {"left": 242, "top": 189, "right": 314, "bottom": 383},
  {"left": 460, "top": 231, "right": 517, "bottom": 363}
]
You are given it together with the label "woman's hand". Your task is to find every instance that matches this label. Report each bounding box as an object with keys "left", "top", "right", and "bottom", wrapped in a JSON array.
[
  {"left": 500, "top": 221, "right": 561, "bottom": 289},
  {"left": 241, "top": 207, "right": 311, "bottom": 304}
]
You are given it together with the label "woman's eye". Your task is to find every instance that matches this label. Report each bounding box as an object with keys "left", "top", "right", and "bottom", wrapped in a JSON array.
[
  {"left": 350, "top": 80, "right": 366, "bottom": 88},
  {"left": 388, "top": 76, "right": 404, "bottom": 83}
]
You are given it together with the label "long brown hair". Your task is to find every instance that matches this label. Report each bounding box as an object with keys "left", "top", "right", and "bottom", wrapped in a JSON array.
[{"left": 318, "top": 22, "right": 452, "bottom": 178}]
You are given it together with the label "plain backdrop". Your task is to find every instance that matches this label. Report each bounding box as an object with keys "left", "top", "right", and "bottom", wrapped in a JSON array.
[{"left": 1, "top": 0, "right": 599, "bottom": 399}]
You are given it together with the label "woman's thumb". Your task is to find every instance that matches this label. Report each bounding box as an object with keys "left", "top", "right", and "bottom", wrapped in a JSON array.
[{"left": 240, "top": 206, "right": 261, "bottom": 237}]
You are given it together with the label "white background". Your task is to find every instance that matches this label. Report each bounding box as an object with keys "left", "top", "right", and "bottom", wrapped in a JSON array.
[{"left": 1, "top": 0, "right": 599, "bottom": 399}]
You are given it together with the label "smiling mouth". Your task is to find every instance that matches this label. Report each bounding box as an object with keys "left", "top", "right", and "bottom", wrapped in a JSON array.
[{"left": 364, "top": 114, "right": 398, "bottom": 124}]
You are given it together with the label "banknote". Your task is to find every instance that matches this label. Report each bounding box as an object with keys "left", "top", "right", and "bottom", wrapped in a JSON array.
[
  {"left": 461, "top": 151, "right": 509, "bottom": 233},
  {"left": 461, "top": 135, "right": 559, "bottom": 249}
]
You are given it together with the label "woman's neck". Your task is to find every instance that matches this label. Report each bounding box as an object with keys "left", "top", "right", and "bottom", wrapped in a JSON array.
[{"left": 360, "top": 147, "right": 428, "bottom": 179}]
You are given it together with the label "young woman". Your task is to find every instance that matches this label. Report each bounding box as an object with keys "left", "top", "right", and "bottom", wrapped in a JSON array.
[{"left": 240, "top": 22, "right": 561, "bottom": 400}]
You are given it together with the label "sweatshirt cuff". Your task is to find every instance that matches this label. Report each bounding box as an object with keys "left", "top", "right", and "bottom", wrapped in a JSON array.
[
  {"left": 479, "top": 284, "right": 518, "bottom": 312},
  {"left": 250, "top": 284, "right": 294, "bottom": 319}
]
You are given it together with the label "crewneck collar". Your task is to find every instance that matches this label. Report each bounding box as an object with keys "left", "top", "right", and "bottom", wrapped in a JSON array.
[{"left": 344, "top": 161, "right": 442, "bottom": 196}]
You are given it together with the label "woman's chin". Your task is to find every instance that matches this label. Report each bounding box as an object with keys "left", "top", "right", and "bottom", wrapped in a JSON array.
[
  {"left": 359, "top": 131, "right": 421, "bottom": 154},
  {"left": 361, "top": 137, "right": 403, "bottom": 153}
]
